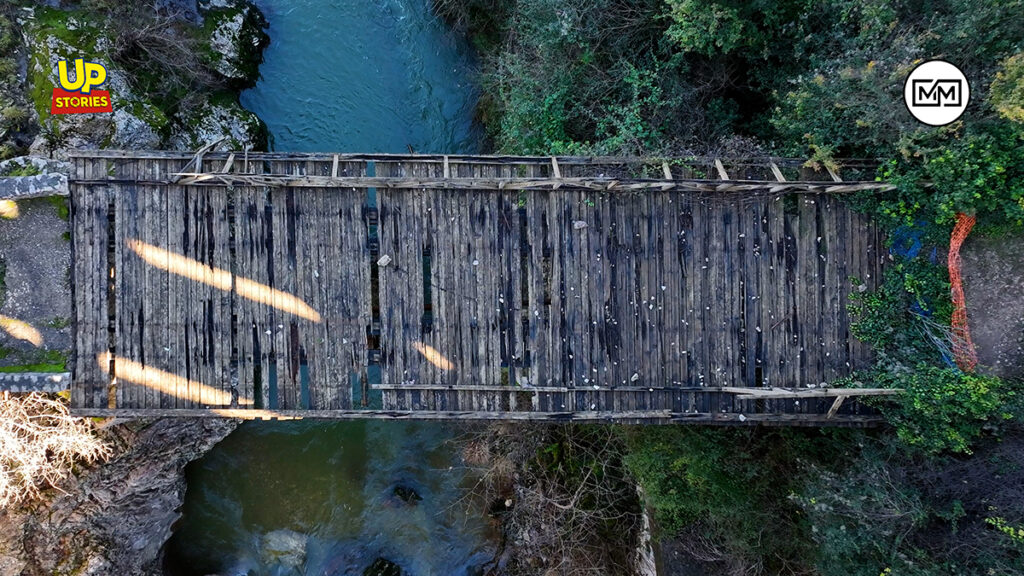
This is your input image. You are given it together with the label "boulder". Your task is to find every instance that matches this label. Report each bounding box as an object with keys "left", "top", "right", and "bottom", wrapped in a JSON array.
[{"left": 198, "top": 0, "right": 269, "bottom": 86}]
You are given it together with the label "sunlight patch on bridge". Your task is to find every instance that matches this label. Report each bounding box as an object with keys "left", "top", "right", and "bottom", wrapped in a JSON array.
[
  {"left": 412, "top": 341, "right": 454, "bottom": 371},
  {"left": 127, "top": 239, "right": 322, "bottom": 323},
  {"left": 98, "top": 352, "right": 252, "bottom": 406}
]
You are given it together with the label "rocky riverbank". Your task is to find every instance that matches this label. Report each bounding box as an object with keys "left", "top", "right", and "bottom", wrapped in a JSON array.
[
  {"left": 0, "top": 0, "right": 269, "bottom": 160},
  {"left": 1, "top": 1, "right": 270, "bottom": 574},
  {"left": 0, "top": 418, "right": 238, "bottom": 576}
]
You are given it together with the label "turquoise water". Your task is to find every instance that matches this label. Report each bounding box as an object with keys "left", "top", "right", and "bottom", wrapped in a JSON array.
[
  {"left": 164, "top": 1, "right": 490, "bottom": 574},
  {"left": 240, "top": 0, "right": 481, "bottom": 153}
]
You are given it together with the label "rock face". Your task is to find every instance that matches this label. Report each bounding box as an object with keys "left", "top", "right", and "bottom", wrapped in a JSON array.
[
  {"left": 0, "top": 418, "right": 238, "bottom": 576},
  {"left": 168, "top": 96, "right": 266, "bottom": 152},
  {"left": 16, "top": 2, "right": 268, "bottom": 158},
  {"left": 198, "top": 0, "right": 270, "bottom": 87},
  {"left": 22, "top": 13, "right": 164, "bottom": 156}
]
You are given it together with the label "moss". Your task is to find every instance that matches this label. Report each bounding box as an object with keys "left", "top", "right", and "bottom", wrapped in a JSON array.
[
  {"left": 129, "top": 99, "right": 170, "bottom": 136},
  {"left": 0, "top": 349, "right": 67, "bottom": 372}
]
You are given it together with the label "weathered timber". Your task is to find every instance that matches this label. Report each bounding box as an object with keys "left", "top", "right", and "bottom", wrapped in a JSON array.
[
  {"left": 69, "top": 407, "right": 886, "bottom": 426},
  {"left": 68, "top": 152, "right": 893, "bottom": 423},
  {"left": 81, "top": 174, "right": 893, "bottom": 195}
]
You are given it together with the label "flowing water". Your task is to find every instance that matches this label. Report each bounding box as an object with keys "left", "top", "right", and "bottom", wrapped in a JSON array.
[
  {"left": 240, "top": 0, "right": 481, "bottom": 153},
  {"left": 164, "top": 1, "right": 490, "bottom": 574}
]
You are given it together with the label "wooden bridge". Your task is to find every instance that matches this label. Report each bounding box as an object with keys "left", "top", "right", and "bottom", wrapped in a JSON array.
[{"left": 66, "top": 150, "right": 894, "bottom": 424}]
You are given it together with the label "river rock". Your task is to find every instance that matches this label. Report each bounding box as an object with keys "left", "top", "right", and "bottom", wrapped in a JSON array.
[
  {"left": 392, "top": 485, "right": 422, "bottom": 505},
  {"left": 167, "top": 95, "right": 266, "bottom": 151},
  {"left": 260, "top": 529, "right": 308, "bottom": 569},
  {"left": 198, "top": 0, "right": 269, "bottom": 86},
  {"left": 363, "top": 557, "right": 402, "bottom": 576}
]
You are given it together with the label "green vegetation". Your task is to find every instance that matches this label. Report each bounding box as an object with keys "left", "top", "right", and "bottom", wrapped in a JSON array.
[
  {"left": 445, "top": 0, "right": 1024, "bottom": 572},
  {"left": 0, "top": 8, "right": 32, "bottom": 159},
  {"left": 6, "top": 0, "right": 269, "bottom": 153},
  {"left": 624, "top": 427, "right": 821, "bottom": 572},
  {"left": 2, "top": 163, "right": 42, "bottom": 177},
  {"left": 0, "top": 349, "right": 66, "bottom": 373},
  {"left": 44, "top": 317, "right": 70, "bottom": 330},
  {"left": 46, "top": 196, "right": 69, "bottom": 221}
]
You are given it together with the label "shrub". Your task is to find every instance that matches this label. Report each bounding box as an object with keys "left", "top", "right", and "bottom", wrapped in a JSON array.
[
  {"left": 875, "top": 365, "right": 1015, "bottom": 455},
  {"left": 1, "top": 105, "right": 28, "bottom": 128},
  {"left": 880, "top": 124, "right": 1024, "bottom": 230},
  {"left": 991, "top": 52, "right": 1024, "bottom": 123},
  {"left": 0, "top": 393, "right": 110, "bottom": 508}
]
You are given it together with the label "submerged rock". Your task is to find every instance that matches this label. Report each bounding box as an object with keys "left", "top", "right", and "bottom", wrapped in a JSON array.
[
  {"left": 392, "top": 485, "right": 423, "bottom": 505},
  {"left": 260, "top": 529, "right": 308, "bottom": 570},
  {"left": 363, "top": 557, "right": 402, "bottom": 576}
]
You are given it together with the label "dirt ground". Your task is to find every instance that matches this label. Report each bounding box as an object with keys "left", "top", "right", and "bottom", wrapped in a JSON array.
[
  {"left": 961, "top": 233, "right": 1024, "bottom": 380},
  {"left": 0, "top": 197, "right": 72, "bottom": 368}
]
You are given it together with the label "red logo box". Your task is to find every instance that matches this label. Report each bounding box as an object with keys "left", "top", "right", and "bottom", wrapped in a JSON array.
[{"left": 51, "top": 87, "right": 113, "bottom": 115}]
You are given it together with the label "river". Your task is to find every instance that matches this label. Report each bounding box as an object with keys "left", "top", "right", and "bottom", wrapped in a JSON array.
[{"left": 163, "top": 1, "right": 490, "bottom": 575}]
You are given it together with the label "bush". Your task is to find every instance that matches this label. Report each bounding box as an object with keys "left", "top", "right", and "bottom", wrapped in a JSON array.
[
  {"left": 879, "top": 124, "right": 1024, "bottom": 230},
  {"left": 991, "top": 52, "right": 1024, "bottom": 123},
  {"left": 875, "top": 365, "right": 1016, "bottom": 455},
  {"left": 0, "top": 393, "right": 110, "bottom": 508},
  {"left": 465, "top": 423, "right": 642, "bottom": 575}
]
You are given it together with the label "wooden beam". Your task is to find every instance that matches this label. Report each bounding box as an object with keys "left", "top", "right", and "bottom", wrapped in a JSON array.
[
  {"left": 662, "top": 162, "right": 673, "bottom": 180},
  {"left": 719, "top": 386, "right": 899, "bottom": 399},
  {"left": 770, "top": 162, "right": 786, "bottom": 182},
  {"left": 827, "top": 395, "right": 848, "bottom": 418},
  {"left": 220, "top": 153, "right": 234, "bottom": 174},
  {"left": 714, "top": 158, "right": 729, "bottom": 180},
  {"left": 331, "top": 154, "right": 339, "bottom": 178},
  {"left": 89, "top": 173, "right": 894, "bottom": 194},
  {"left": 68, "top": 407, "right": 886, "bottom": 425}
]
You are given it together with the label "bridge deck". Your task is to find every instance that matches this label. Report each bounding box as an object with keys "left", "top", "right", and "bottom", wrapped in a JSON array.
[{"left": 69, "top": 151, "right": 888, "bottom": 423}]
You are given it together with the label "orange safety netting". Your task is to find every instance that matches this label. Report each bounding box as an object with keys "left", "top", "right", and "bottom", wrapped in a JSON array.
[{"left": 949, "top": 212, "right": 978, "bottom": 372}]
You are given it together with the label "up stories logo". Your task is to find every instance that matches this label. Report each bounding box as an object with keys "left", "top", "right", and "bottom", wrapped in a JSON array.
[{"left": 51, "top": 58, "right": 113, "bottom": 115}]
